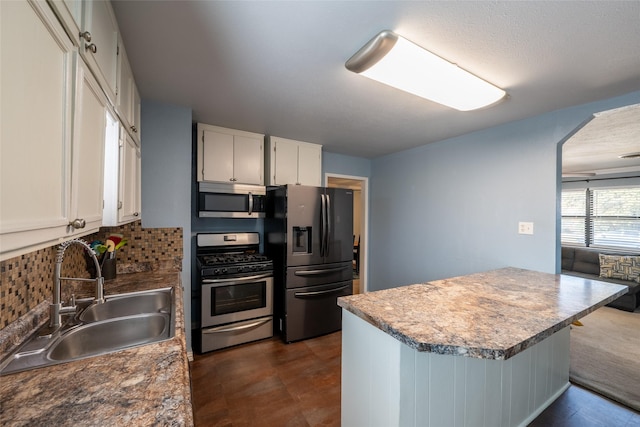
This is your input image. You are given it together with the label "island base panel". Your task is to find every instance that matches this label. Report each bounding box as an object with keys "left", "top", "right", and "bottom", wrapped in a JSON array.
[{"left": 341, "top": 310, "right": 570, "bottom": 427}]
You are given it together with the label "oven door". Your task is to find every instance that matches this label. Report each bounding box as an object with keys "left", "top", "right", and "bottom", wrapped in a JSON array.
[{"left": 201, "top": 273, "right": 273, "bottom": 328}]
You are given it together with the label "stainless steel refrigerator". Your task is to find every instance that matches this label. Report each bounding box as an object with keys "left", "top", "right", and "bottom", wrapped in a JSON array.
[{"left": 265, "top": 185, "right": 353, "bottom": 342}]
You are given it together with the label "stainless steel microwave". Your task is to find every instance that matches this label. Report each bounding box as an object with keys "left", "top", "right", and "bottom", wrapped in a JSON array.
[{"left": 198, "top": 182, "right": 266, "bottom": 218}]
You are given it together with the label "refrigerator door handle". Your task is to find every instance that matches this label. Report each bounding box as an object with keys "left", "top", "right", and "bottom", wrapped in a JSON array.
[
  {"left": 320, "top": 194, "right": 326, "bottom": 256},
  {"left": 325, "top": 193, "right": 331, "bottom": 257},
  {"left": 294, "top": 265, "right": 351, "bottom": 276},
  {"left": 294, "top": 284, "right": 350, "bottom": 298}
]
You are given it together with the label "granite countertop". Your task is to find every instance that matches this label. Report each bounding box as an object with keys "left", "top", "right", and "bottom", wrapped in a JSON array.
[
  {"left": 338, "top": 267, "right": 628, "bottom": 360},
  {"left": 0, "top": 271, "right": 194, "bottom": 427}
]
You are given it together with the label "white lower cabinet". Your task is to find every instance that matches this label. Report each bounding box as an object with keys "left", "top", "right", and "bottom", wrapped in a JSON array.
[{"left": 0, "top": 1, "right": 106, "bottom": 260}]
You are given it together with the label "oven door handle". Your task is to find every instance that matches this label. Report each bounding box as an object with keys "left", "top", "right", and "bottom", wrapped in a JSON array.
[
  {"left": 294, "top": 266, "right": 350, "bottom": 276},
  {"left": 202, "top": 318, "right": 271, "bottom": 334},
  {"left": 294, "top": 284, "right": 350, "bottom": 298},
  {"left": 202, "top": 273, "right": 273, "bottom": 284}
]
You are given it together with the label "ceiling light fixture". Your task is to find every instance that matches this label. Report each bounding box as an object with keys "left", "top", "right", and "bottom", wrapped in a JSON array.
[
  {"left": 619, "top": 152, "right": 640, "bottom": 159},
  {"left": 345, "top": 30, "right": 506, "bottom": 111}
]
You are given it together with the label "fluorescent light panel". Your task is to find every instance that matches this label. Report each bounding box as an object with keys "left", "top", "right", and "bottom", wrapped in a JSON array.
[{"left": 346, "top": 30, "right": 506, "bottom": 111}]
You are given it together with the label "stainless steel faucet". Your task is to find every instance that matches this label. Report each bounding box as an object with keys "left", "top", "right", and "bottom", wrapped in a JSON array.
[{"left": 50, "top": 239, "right": 105, "bottom": 328}]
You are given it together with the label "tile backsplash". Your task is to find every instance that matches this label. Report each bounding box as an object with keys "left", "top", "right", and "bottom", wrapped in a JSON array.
[{"left": 0, "top": 221, "right": 182, "bottom": 329}]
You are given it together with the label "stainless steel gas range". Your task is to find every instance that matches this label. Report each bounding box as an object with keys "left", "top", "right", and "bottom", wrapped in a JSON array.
[{"left": 196, "top": 233, "right": 274, "bottom": 353}]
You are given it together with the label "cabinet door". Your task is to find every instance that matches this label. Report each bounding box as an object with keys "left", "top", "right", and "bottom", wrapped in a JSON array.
[
  {"left": 202, "top": 130, "right": 234, "bottom": 182},
  {"left": 0, "top": 0, "right": 75, "bottom": 258},
  {"left": 115, "top": 40, "right": 141, "bottom": 143},
  {"left": 117, "top": 40, "right": 134, "bottom": 131},
  {"left": 48, "top": 0, "right": 82, "bottom": 45},
  {"left": 297, "top": 143, "right": 322, "bottom": 186},
  {"left": 80, "top": 0, "right": 118, "bottom": 103},
  {"left": 233, "top": 135, "right": 264, "bottom": 185},
  {"left": 118, "top": 133, "right": 141, "bottom": 223},
  {"left": 131, "top": 83, "right": 141, "bottom": 142},
  {"left": 272, "top": 139, "right": 299, "bottom": 185},
  {"left": 70, "top": 58, "right": 107, "bottom": 235}
]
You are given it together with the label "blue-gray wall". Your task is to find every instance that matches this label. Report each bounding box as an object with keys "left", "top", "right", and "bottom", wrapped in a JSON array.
[
  {"left": 141, "top": 100, "right": 193, "bottom": 349},
  {"left": 138, "top": 90, "right": 640, "bottom": 345},
  {"left": 368, "top": 91, "right": 640, "bottom": 292},
  {"left": 323, "top": 151, "right": 372, "bottom": 179}
]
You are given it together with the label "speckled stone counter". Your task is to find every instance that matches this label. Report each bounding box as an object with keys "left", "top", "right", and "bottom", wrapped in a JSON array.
[
  {"left": 0, "top": 271, "right": 194, "bottom": 427},
  {"left": 339, "top": 267, "right": 629, "bottom": 427},
  {"left": 338, "top": 267, "right": 628, "bottom": 360}
]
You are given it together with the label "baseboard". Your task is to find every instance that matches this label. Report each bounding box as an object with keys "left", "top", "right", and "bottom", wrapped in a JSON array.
[{"left": 518, "top": 381, "right": 570, "bottom": 427}]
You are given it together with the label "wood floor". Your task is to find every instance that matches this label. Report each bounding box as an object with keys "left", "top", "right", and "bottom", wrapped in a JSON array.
[{"left": 190, "top": 331, "right": 640, "bottom": 427}]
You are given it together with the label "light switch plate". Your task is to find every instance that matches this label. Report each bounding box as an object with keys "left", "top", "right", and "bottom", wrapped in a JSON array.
[{"left": 519, "top": 222, "right": 534, "bottom": 235}]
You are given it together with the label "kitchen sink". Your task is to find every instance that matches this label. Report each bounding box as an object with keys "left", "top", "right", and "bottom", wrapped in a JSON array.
[
  {"left": 80, "top": 288, "right": 172, "bottom": 322},
  {"left": 48, "top": 313, "right": 170, "bottom": 361},
  {"left": 0, "top": 288, "right": 175, "bottom": 376}
]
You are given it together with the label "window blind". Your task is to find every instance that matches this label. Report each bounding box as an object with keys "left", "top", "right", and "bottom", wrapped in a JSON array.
[{"left": 562, "top": 186, "right": 640, "bottom": 250}]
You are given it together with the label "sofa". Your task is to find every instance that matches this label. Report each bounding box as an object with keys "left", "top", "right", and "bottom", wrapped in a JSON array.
[{"left": 562, "top": 246, "right": 640, "bottom": 312}]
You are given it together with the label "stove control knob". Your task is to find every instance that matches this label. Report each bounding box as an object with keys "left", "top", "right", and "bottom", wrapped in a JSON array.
[{"left": 221, "top": 268, "right": 227, "bottom": 274}]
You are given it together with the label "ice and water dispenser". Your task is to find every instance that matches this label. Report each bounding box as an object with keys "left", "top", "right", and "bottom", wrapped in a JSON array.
[{"left": 292, "top": 226, "right": 311, "bottom": 254}]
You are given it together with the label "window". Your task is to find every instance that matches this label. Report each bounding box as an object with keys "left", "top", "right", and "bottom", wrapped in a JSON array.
[{"left": 561, "top": 186, "right": 640, "bottom": 250}]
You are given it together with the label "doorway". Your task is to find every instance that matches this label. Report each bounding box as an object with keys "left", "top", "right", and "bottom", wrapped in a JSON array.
[{"left": 326, "top": 174, "right": 368, "bottom": 294}]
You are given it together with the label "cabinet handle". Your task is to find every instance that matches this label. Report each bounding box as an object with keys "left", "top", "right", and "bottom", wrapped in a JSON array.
[
  {"left": 69, "top": 219, "right": 86, "bottom": 229},
  {"left": 130, "top": 125, "right": 138, "bottom": 133},
  {"left": 133, "top": 212, "right": 139, "bottom": 217},
  {"left": 80, "top": 31, "right": 92, "bottom": 42},
  {"left": 229, "top": 178, "right": 237, "bottom": 182},
  {"left": 86, "top": 43, "right": 97, "bottom": 54}
]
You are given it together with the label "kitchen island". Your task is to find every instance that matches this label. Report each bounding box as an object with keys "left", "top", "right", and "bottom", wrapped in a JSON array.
[
  {"left": 337, "top": 267, "right": 628, "bottom": 427},
  {"left": 0, "top": 270, "right": 193, "bottom": 426}
]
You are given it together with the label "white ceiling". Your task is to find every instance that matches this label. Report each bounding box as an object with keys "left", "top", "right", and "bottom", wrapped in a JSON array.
[
  {"left": 563, "top": 104, "right": 640, "bottom": 176},
  {"left": 111, "top": 1, "right": 640, "bottom": 169}
]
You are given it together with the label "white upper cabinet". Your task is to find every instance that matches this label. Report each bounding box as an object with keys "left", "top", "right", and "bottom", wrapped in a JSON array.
[
  {"left": 118, "top": 130, "right": 142, "bottom": 223},
  {"left": 197, "top": 124, "right": 264, "bottom": 185},
  {"left": 103, "top": 121, "right": 141, "bottom": 226},
  {"left": 102, "top": 114, "right": 141, "bottom": 226},
  {"left": 48, "top": 0, "right": 83, "bottom": 44},
  {"left": 50, "top": 0, "right": 119, "bottom": 104},
  {"left": 0, "top": 0, "right": 106, "bottom": 260},
  {"left": 81, "top": 0, "right": 119, "bottom": 103},
  {"left": 116, "top": 38, "right": 141, "bottom": 143},
  {"left": 71, "top": 58, "right": 108, "bottom": 234},
  {"left": 265, "top": 136, "right": 322, "bottom": 186},
  {"left": 1, "top": 0, "right": 75, "bottom": 257}
]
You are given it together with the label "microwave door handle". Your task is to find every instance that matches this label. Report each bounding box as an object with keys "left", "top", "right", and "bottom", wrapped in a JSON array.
[{"left": 248, "top": 192, "right": 253, "bottom": 215}]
